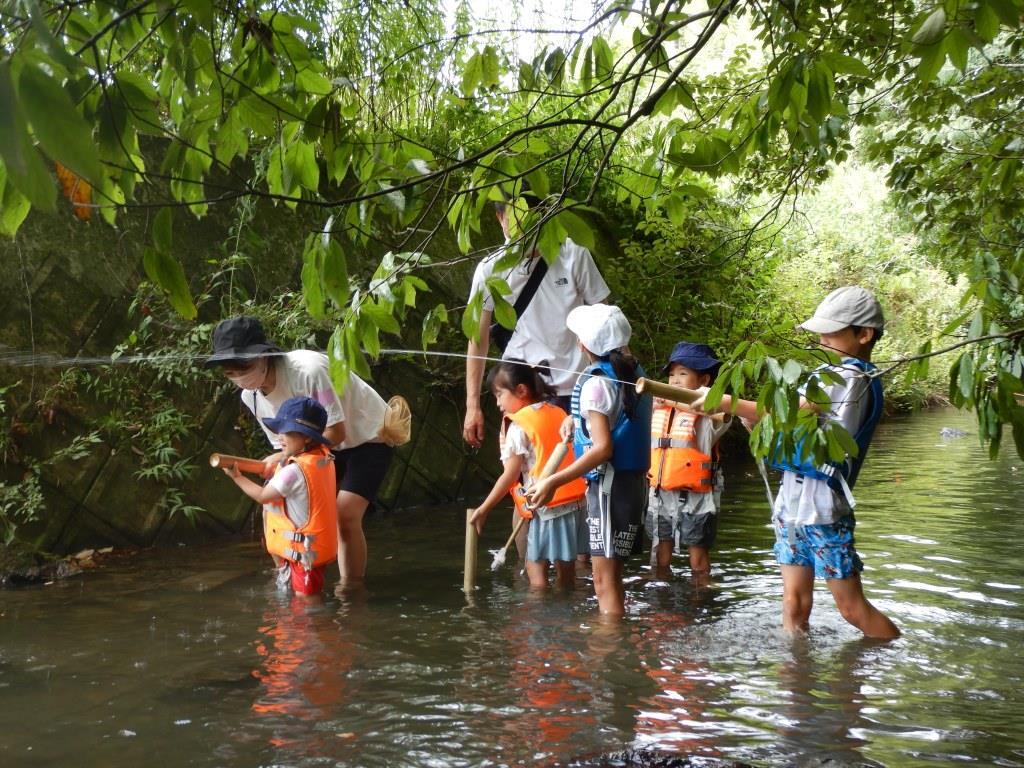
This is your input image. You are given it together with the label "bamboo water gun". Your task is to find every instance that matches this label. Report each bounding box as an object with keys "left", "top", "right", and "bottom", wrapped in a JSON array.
[
  {"left": 208, "top": 453, "right": 267, "bottom": 475},
  {"left": 635, "top": 378, "right": 730, "bottom": 422}
]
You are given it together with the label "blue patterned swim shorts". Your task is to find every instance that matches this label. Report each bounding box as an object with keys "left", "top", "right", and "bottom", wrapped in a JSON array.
[{"left": 773, "top": 515, "right": 864, "bottom": 579}]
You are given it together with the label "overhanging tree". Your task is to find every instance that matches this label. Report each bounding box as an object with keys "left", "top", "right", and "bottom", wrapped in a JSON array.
[{"left": 1, "top": 0, "right": 1023, "bottom": 459}]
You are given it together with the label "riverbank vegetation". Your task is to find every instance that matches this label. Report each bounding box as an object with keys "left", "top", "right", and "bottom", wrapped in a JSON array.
[{"left": 1, "top": 0, "right": 1022, "bottom": 547}]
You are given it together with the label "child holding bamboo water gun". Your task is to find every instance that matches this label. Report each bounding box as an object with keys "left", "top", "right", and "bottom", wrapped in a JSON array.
[
  {"left": 469, "top": 361, "right": 586, "bottom": 588},
  {"left": 527, "top": 304, "right": 652, "bottom": 616},
  {"left": 647, "top": 342, "right": 731, "bottom": 580},
  {"left": 693, "top": 286, "right": 899, "bottom": 639},
  {"left": 222, "top": 396, "right": 338, "bottom": 596}
]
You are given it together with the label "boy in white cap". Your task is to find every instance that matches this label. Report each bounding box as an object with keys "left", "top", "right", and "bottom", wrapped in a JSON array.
[
  {"left": 527, "top": 303, "right": 652, "bottom": 616},
  {"left": 698, "top": 286, "right": 899, "bottom": 639}
]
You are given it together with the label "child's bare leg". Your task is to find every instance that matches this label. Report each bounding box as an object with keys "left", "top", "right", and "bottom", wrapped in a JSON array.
[
  {"left": 553, "top": 560, "right": 575, "bottom": 588},
  {"left": 652, "top": 540, "right": 673, "bottom": 579},
  {"left": 513, "top": 510, "right": 529, "bottom": 562},
  {"left": 688, "top": 545, "right": 710, "bottom": 574},
  {"left": 780, "top": 564, "right": 815, "bottom": 634},
  {"left": 592, "top": 556, "right": 625, "bottom": 616},
  {"left": 827, "top": 574, "right": 900, "bottom": 639},
  {"left": 525, "top": 559, "right": 549, "bottom": 588}
]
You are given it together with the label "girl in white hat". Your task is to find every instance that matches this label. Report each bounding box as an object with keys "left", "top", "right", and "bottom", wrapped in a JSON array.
[{"left": 527, "top": 304, "right": 651, "bottom": 616}]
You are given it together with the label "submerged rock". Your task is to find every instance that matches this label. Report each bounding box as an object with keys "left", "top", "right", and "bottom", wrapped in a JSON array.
[
  {"left": 0, "top": 542, "right": 81, "bottom": 586},
  {"left": 0, "top": 543, "right": 120, "bottom": 587},
  {"left": 939, "top": 427, "right": 969, "bottom": 438}
]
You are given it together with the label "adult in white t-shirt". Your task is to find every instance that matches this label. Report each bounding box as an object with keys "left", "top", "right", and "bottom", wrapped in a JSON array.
[
  {"left": 463, "top": 201, "right": 609, "bottom": 448},
  {"left": 206, "top": 316, "right": 391, "bottom": 587}
]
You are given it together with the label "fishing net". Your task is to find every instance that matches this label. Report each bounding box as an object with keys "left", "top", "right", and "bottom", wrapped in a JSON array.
[{"left": 379, "top": 395, "right": 412, "bottom": 447}]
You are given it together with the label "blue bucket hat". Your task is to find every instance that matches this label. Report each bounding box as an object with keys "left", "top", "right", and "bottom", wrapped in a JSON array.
[
  {"left": 262, "top": 396, "right": 332, "bottom": 446},
  {"left": 661, "top": 342, "right": 722, "bottom": 376}
]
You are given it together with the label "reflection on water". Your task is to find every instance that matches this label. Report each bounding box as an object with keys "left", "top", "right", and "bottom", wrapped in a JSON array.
[{"left": 1, "top": 409, "right": 1023, "bottom": 766}]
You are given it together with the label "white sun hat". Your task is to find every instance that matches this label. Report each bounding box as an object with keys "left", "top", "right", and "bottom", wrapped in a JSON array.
[{"left": 565, "top": 303, "right": 632, "bottom": 356}]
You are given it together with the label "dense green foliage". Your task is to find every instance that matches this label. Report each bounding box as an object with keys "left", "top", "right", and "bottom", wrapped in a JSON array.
[{"left": 2, "top": 0, "right": 1024, "bottom": 529}]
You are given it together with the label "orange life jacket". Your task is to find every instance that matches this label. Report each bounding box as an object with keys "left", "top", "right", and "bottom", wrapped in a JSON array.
[
  {"left": 648, "top": 404, "right": 716, "bottom": 492},
  {"left": 505, "top": 402, "right": 587, "bottom": 520},
  {"left": 263, "top": 444, "right": 338, "bottom": 569}
]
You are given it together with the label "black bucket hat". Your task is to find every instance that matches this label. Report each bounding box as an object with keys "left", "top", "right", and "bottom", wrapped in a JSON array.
[
  {"left": 204, "top": 316, "right": 281, "bottom": 368},
  {"left": 262, "top": 396, "right": 332, "bottom": 446}
]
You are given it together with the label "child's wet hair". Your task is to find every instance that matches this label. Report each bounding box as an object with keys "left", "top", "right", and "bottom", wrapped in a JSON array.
[{"left": 487, "top": 359, "right": 557, "bottom": 401}]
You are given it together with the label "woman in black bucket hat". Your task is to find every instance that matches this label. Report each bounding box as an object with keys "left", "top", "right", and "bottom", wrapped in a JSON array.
[{"left": 207, "top": 316, "right": 393, "bottom": 589}]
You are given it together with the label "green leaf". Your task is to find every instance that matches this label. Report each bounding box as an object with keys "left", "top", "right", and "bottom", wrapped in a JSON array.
[
  {"left": 18, "top": 64, "right": 102, "bottom": 186},
  {"left": 482, "top": 45, "right": 500, "bottom": 87},
  {"left": 214, "top": 110, "right": 248, "bottom": 166},
  {"left": 153, "top": 207, "right": 173, "bottom": 253},
  {"left": 322, "top": 239, "right": 349, "bottom": 308},
  {"left": 958, "top": 353, "right": 975, "bottom": 399},
  {"left": 820, "top": 52, "right": 872, "bottom": 78},
  {"left": 360, "top": 314, "right": 381, "bottom": 358},
  {"left": 987, "top": 0, "right": 1020, "bottom": 28},
  {"left": 295, "top": 68, "right": 334, "bottom": 95},
  {"left": 0, "top": 61, "right": 56, "bottom": 213},
  {"left": 536, "top": 218, "right": 566, "bottom": 263},
  {"left": 181, "top": 0, "right": 215, "bottom": 29},
  {"left": 0, "top": 185, "right": 31, "bottom": 237},
  {"left": 556, "top": 209, "right": 596, "bottom": 252},
  {"left": 463, "top": 289, "right": 484, "bottom": 343},
  {"left": 142, "top": 247, "right": 197, "bottom": 319},
  {"left": 832, "top": 423, "right": 860, "bottom": 459},
  {"left": 421, "top": 303, "right": 448, "bottom": 349},
  {"left": 362, "top": 299, "right": 401, "bottom": 334},
  {"left": 461, "top": 52, "right": 482, "bottom": 98},
  {"left": 913, "top": 7, "right": 947, "bottom": 45},
  {"left": 782, "top": 359, "right": 802, "bottom": 385},
  {"left": 114, "top": 72, "right": 164, "bottom": 135},
  {"left": 975, "top": 2, "right": 1001, "bottom": 40},
  {"left": 25, "top": 0, "right": 82, "bottom": 72},
  {"left": 301, "top": 236, "right": 326, "bottom": 319},
  {"left": 945, "top": 27, "right": 970, "bottom": 72},
  {"left": 916, "top": 39, "right": 947, "bottom": 83}
]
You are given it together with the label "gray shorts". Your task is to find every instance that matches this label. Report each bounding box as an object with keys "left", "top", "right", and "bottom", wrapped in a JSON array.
[
  {"left": 646, "top": 488, "right": 718, "bottom": 550},
  {"left": 678, "top": 510, "right": 717, "bottom": 549}
]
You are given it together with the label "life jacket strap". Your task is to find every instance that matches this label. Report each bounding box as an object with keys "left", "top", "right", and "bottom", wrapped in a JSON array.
[
  {"left": 284, "top": 548, "right": 318, "bottom": 571},
  {"left": 650, "top": 437, "right": 695, "bottom": 449}
]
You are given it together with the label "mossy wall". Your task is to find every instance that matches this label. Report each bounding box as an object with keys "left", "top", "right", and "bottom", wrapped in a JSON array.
[{"left": 0, "top": 167, "right": 627, "bottom": 555}]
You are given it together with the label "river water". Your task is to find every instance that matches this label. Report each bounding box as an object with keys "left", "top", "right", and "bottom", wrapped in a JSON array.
[{"left": 1, "top": 408, "right": 1021, "bottom": 767}]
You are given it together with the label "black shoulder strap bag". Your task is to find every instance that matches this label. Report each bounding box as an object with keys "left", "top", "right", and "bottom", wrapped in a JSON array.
[{"left": 490, "top": 257, "right": 548, "bottom": 353}]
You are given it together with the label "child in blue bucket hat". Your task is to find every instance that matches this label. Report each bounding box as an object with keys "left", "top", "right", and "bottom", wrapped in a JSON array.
[
  {"left": 646, "top": 342, "right": 731, "bottom": 581},
  {"left": 222, "top": 396, "right": 338, "bottom": 597}
]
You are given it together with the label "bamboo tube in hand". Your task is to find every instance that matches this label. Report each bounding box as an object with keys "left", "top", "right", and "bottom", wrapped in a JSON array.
[
  {"left": 635, "top": 378, "right": 703, "bottom": 404},
  {"left": 464, "top": 509, "right": 479, "bottom": 593},
  {"left": 635, "top": 379, "right": 729, "bottom": 423},
  {"left": 209, "top": 453, "right": 267, "bottom": 475}
]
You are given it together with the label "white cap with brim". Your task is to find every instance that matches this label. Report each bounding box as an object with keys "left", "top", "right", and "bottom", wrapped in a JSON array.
[
  {"left": 565, "top": 303, "right": 632, "bottom": 357},
  {"left": 798, "top": 286, "right": 885, "bottom": 334}
]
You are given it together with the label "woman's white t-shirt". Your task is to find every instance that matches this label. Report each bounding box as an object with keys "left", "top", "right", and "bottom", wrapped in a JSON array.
[{"left": 239, "top": 350, "right": 387, "bottom": 451}]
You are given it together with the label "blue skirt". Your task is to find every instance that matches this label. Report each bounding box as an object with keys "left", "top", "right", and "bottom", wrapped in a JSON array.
[{"left": 526, "top": 500, "right": 584, "bottom": 563}]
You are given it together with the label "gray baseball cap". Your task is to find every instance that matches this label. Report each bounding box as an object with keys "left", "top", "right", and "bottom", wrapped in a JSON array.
[{"left": 798, "top": 286, "right": 885, "bottom": 334}]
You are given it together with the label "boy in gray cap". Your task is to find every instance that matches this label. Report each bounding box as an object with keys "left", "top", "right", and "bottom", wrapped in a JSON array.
[{"left": 697, "top": 286, "right": 899, "bottom": 639}]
